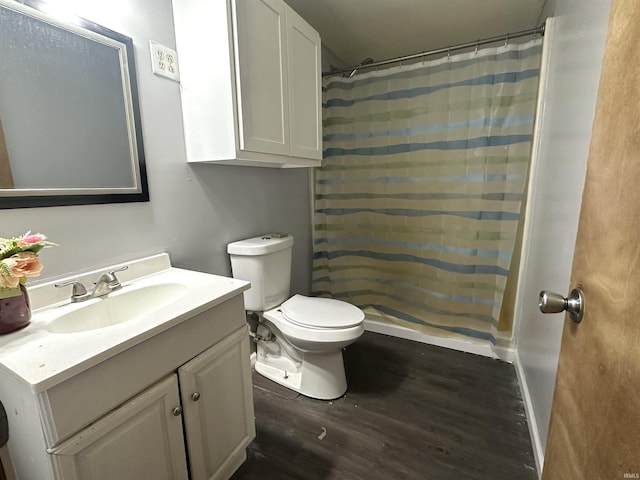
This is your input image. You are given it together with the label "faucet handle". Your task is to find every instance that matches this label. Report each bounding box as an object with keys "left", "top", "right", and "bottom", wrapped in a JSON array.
[
  {"left": 109, "top": 265, "right": 128, "bottom": 275},
  {"left": 54, "top": 280, "right": 88, "bottom": 297},
  {"left": 98, "top": 265, "right": 128, "bottom": 285},
  {"left": 106, "top": 265, "right": 128, "bottom": 282}
]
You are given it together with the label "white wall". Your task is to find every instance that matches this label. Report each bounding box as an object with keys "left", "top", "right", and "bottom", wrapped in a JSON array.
[
  {"left": 514, "top": 0, "right": 611, "bottom": 473},
  {"left": 1, "top": 0, "right": 312, "bottom": 295},
  {"left": 321, "top": 45, "right": 346, "bottom": 72}
]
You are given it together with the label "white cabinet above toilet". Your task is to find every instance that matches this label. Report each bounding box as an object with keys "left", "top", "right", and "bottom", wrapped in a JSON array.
[{"left": 173, "top": 0, "right": 322, "bottom": 168}]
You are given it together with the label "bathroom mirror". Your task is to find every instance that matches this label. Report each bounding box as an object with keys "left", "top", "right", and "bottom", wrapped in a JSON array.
[{"left": 0, "top": 0, "right": 148, "bottom": 208}]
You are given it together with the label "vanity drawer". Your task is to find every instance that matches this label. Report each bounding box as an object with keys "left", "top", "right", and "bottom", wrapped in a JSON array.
[{"left": 38, "top": 295, "right": 246, "bottom": 447}]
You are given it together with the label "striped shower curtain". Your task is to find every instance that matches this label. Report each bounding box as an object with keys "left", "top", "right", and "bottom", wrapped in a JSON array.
[{"left": 313, "top": 39, "right": 542, "bottom": 345}]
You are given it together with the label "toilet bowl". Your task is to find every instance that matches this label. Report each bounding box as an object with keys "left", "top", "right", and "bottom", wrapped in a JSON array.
[
  {"left": 227, "top": 235, "right": 365, "bottom": 400},
  {"left": 257, "top": 294, "right": 364, "bottom": 399}
]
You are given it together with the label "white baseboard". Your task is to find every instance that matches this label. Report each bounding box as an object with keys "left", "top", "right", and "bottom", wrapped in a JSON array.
[
  {"left": 514, "top": 349, "right": 544, "bottom": 478},
  {"left": 364, "top": 319, "right": 515, "bottom": 362}
]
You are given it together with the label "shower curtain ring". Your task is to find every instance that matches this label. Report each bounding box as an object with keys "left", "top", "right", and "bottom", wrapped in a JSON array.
[
  {"left": 504, "top": 33, "right": 510, "bottom": 47},
  {"left": 475, "top": 41, "right": 479, "bottom": 55},
  {"left": 447, "top": 48, "right": 451, "bottom": 60}
]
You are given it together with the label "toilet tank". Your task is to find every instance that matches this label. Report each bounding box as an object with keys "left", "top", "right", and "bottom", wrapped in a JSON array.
[{"left": 227, "top": 234, "right": 294, "bottom": 311}]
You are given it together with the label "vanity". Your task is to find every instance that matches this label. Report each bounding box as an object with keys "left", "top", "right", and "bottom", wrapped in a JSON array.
[{"left": 0, "top": 254, "right": 254, "bottom": 480}]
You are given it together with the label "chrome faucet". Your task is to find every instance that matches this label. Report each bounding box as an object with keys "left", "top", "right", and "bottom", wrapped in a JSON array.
[{"left": 55, "top": 266, "right": 128, "bottom": 302}]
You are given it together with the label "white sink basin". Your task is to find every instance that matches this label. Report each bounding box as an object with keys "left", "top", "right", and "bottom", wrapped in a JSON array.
[
  {"left": 45, "top": 283, "right": 188, "bottom": 334},
  {"left": 0, "top": 254, "right": 250, "bottom": 393}
]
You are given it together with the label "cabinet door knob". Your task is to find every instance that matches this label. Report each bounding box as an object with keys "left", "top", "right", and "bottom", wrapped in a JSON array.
[
  {"left": 191, "top": 392, "right": 201, "bottom": 402},
  {"left": 172, "top": 406, "right": 183, "bottom": 416}
]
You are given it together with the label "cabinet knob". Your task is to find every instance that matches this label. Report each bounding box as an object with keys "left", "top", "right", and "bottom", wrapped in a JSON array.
[
  {"left": 191, "top": 392, "right": 201, "bottom": 402},
  {"left": 172, "top": 406, "right": 183, "bottom": 416}
]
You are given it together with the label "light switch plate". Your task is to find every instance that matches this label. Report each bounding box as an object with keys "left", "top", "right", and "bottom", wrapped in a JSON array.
[{"left": 149, "top": 40, "right": 180, "bottom": 82}]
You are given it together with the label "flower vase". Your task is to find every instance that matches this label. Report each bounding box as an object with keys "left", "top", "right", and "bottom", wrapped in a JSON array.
[{"left": 0, "top": 285, "right": 31, "bottom": 334}]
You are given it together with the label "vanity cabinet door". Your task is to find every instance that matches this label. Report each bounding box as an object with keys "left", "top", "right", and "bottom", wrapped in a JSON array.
[
  {"left": 179, "top": 326, "right": 256, "bottom": 480},
  {"left": 49, "top": 375, "right": 188, "bottom": 480}
]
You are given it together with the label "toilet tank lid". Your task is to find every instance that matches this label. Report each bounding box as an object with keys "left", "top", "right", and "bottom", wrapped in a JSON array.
[{"left": 227, "top": 234, "right": 294, "bottom": 256}]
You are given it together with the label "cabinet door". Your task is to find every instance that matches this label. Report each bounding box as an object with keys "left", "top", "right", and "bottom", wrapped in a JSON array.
[
  {"left": 286, "top": 7, "right": 322, "bottom": 160},
  {"left": 49, "top": 375, "right": 188, "bottom": 480},
  {"left": 179, "top": 326, "right": 255, "bottom": 480},
  {"left": 234, "top": 0, "right": 290, "bottom": 156}
]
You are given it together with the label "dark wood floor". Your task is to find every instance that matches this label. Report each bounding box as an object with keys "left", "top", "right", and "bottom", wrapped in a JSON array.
[{"left": 231, "top": 331, "right": 537, "bottom": 480}]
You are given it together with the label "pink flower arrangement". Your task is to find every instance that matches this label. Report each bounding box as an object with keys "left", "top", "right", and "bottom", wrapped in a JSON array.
[{"left": 0, "top": 232, "right": 57, "bottom": 290}]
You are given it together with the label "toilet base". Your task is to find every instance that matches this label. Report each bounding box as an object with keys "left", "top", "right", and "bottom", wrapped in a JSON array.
[{"left": 255, "top": 348, "right": 347, "bottom": 400}]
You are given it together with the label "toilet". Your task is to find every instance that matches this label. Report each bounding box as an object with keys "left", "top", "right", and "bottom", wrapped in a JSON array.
[{"left": 227, "top": 234, "right": 364, "bottom": 400}]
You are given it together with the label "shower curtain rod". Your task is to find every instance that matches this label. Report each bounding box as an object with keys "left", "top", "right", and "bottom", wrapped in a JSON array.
[{"left": 322, "top": 24, "right": 545, "bottom": 77}]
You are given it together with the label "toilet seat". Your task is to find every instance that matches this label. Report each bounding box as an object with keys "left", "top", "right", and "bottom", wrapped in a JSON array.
[
  {"left": 263, "top": 302, "right": 364, "bottom": 348},
  {"left": 263, "top": 294, "right": 365, "bottom": 346},
  {"left": 280, "top": 295, "right": 364, "bottom": 329}
]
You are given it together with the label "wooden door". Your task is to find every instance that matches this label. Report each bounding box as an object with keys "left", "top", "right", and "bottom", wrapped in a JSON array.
[
  {"left": 179, "top": 327, "right": 255, "bottom": 480},
  {"left": 542, "top": 0, "right": 640, "bottom": 477},
  {"left": 49, "top": 375, "right": 188, "bottom": 480}
]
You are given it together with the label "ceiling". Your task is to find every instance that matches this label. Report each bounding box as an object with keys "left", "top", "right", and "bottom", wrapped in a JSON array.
[{"left": 282, "top": 0, "right": 547, "bottom": 69}]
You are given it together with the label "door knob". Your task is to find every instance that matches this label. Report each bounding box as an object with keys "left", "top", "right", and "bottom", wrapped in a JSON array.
[{"left": 539, "top": 287, "right": 584, "bottom": 323}]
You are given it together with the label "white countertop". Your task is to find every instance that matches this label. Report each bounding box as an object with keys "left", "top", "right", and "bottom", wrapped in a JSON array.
[{"left": 0, "top": 253, "right": 249, "bottom": 393}]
